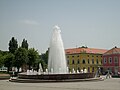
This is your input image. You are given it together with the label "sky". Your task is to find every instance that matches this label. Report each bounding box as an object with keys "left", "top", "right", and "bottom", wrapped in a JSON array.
[{"left": 0, "top": 0, "right": 120, "bottom": 53}]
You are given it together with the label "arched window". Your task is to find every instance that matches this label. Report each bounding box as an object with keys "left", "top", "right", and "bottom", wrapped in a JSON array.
[
  {"left": 67, "top": 60, "right": 69, "bottom": 64},
  {"left": 72, "top": 60, "right": 74, "bottom": 64},
  {"left": 82, "top": 59, "right": 85, "bottom": 64},
  {"left": 96, "top": 59, "right": 98, "bottom": 64},
  {"left": 88, "top": 59, "right": 90, "bottom": 64},
  {"left": 101, "top": 60, "right": 102, "bottom": 64},
  {"left": 78, "top": 67, "right": 80, "bottom": 71},
  {"left": 104, "top": 57, "right": 107, "bottom": 64},
  {"left": 77, "top": 59, "right": 80, "bottom": 64},
  {"left": 114, "top": 57, "right": 118, "bottom": 63},
  {"left": 88, "top": 67, "right": 90, "bottom": 72},
  {"left": 92, "top": 59, "right": 94, "bottom": 64},
  {"left": 92, "top": 67, "right": 94, "bottom": 72},
  {"left": 109, "top": 57, "right": 112, "bottom": 64}
]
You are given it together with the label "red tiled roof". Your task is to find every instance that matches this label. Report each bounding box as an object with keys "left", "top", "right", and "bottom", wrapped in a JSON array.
[
  {"left": 104, "top": 47, "right": 120, "bottom": 55},
  {"left": 65, "top": 47, "right": 107, "bottom": 54}
]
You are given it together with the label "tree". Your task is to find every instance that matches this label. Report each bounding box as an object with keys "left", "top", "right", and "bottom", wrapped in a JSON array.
[
  {"left": 0, "top": 54, "right": 4, "bottom": 68},
  {"left": 0, "top": 51, "right": 3, "bottom": 67},
  {"left": 0, "top": 50, "right": 9, "bottom": 68},
  {"left": 13, "top": 47, "right": 28, "bottom": 72},
  {"left": 39, "top": 49, "right": 49, "bottom": 71},
  {"left": 21, "top": 39, "right": 28, "bottom": 50},
  {"left": 27, "top": 48, "right": 39, "bottom": 70},
  {"left": 9, "top": 37, "right": 18, "bottom": 53},
  {"left": 40, "top": 59, "right": 47, "bottom": 72},
  {"left": 41, "top": 49, "right": 49, "bottom": 65},
  {"left": 3, "top": 53, "right": 14, "bottom": 73}
]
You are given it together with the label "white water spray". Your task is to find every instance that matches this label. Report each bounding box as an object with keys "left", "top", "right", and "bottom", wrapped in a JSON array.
[{"left": 48, "top": 25, "right": 67, "bottom": 74}]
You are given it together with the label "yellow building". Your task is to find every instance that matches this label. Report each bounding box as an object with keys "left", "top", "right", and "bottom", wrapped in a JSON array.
[{"left": 65, "top": 47, "right": 107, "bottom": 73}]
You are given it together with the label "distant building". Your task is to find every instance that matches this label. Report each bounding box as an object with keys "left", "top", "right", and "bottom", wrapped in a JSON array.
[
  {"left": 103, "top": 47, "right": 120, "bottom": 76},
  {"left": 65, "top": 47, "right": 107, "bottom": 73}
]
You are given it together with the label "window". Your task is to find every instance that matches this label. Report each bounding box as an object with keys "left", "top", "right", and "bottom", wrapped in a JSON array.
[
  {"left": 96, "top": 59, "right": 98, "bottom": 64},
  {"left": 67, "top": 60, "right": 69, "bottom": 64},
  {"left": 92, "top": 67, "right": 94, "bottom": 72},
  {"left": 82, "top": 59, "right": 85, "bottom": 64},
  {"left": 92, "top": 55, "right": 94, "bottom": 57},
  {"left": 109, "top": 57, "right": 112, "bottom": 64},
  {"left": 67, "top": 56, "right": 69, "bottom": 58},
  {"left": 77, "top": 55, "right": 79, "bottom": 57},
  {"left": 77, "top": 59, "right": 80, "bottom": 64},
  {"left": 88, "top": 59, "right": 90, "bottom": 64},
  {"left": 96, "top": 55, "right": 98, "bottom": 57},
  {"left": 72, "top": 56, "right": 74, "bottom": 58},
  {"left": 72, "top": 60, "right": 74, "bottom": 64},
  {"left": 114, "top": 57, "right": 118, "bottom": 63},
  {"left": 77, "top": 67, "right": 80, "bottom": 71},
  {"left": 88, "top": 67, "right": 90, "bottom": 72},
  {"left": 88, "top": 55, "right": 89, "bottom": 57},
  {"left": 101, "top": 59, "right": 102, "bottom": 64},
  {"left": 104, "top": 57, "right": 107, "bottom": 64},
  {"left": 92, "top": 59, "right": 94, "bottom": 64}
]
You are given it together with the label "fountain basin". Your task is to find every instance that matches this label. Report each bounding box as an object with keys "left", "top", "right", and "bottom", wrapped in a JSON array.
[
  {"left": 18, "top": 73, "right": 95, "bottom": 80},
  {"left": 9, "top": 73, "right": 101, "bottom": 83}
]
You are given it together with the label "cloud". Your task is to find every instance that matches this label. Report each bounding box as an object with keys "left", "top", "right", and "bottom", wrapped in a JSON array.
[{"left": 20, "top": 20, "right": 39, "bottom": 25}]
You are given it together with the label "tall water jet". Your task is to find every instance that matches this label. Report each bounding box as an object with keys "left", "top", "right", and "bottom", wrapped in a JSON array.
[{"left": 48, "top": 25, "right": 67, "bottom": 74}]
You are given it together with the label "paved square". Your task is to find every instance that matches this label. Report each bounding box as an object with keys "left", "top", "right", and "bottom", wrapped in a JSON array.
[{"left": 0, "top": 78, "right": 120, "bottom": 90}]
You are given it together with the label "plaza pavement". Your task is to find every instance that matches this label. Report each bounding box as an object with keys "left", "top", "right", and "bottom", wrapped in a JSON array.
[{"left": 0, "top": 78, "right": 120, "bottom": 90}]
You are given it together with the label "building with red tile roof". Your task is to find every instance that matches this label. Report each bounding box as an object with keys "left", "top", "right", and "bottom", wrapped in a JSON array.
[
  {"left": 65, "top": 47, "right": 107, "bottom": 54},
  {"left": 103, "top": 46, "right": 120, "bottom": 76},
  {"left": 65, "top": 46, "right": 107, "bottom": 73},
  {"left": 104, "top": 46, "right": 120, "bottom": 55}
]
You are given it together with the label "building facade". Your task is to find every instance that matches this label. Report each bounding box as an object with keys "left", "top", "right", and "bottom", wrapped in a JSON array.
[
  {"left": 103, "top": 47, "right": 120, "bottom": 76},
  {"left": 65, "top": 47, "right": 107, "bottom": 73}
]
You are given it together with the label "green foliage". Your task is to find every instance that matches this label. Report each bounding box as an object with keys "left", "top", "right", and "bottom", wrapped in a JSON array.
[
  {"left": 9, "top": 37, "right": 18, "bottom": 53},
  {"left": 2, "top": 51, "right": 9, "bottom": 55},
  {"left": 27, "top": 48, "right": 39, "bottom": 69},
  {"left": 0, "top": 54, "right": 4, "bottom": 67},
  {"left": 0, "top": 50, "right": 2, "bottom": 54},
  {"left": 41, "top": 49, "right": 48, "bottom": 65},
  {"left": 14, "top": 47, "right": 28, "bottom": 72},
  {"left": 1, "top": 37, "right": 47, "bottom": 72},
  {"left": 0, "top": 51, "right": 9, "bottom": 68},
  {"left": 3, "top": 53, "right": 14, "bottom": 73},
  {"left": 39, "top": 49, "right": 49, "bottom": 71},
  {"left": 40, "top": 59, "right": 47, "bottom": 71},
  {"left": 21, "top": 39, "right": 28, "bottom": 50}
]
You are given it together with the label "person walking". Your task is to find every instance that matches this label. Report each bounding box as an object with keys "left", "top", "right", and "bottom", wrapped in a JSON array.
[{"left": 106, "top": 70, "right": 111, "bottom": 79}]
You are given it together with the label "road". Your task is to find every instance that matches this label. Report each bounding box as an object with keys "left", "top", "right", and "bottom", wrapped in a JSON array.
[{"left": 0, "top": 78, "right": 120, "bottom": 90}]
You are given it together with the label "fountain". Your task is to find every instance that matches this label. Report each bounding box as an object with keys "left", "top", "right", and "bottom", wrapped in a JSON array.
[
  {"left": 10, "top": 25, "right": 96, "bottom": 82},
  {"left": 48, "top": 25, "right": 67, "bottom": 74}
]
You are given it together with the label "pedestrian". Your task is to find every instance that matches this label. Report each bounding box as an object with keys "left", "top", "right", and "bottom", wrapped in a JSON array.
[{"left": 106, "top": 70, "right": 111, "bottom": 79}]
